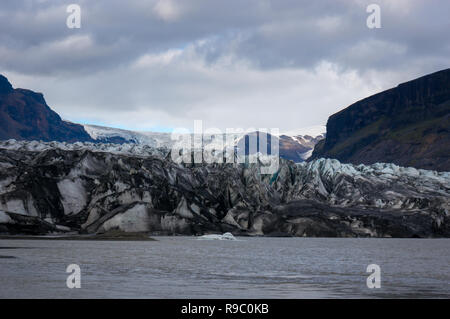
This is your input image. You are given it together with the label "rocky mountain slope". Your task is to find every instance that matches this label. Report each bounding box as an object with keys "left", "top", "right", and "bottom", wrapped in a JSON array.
[
  {"left": 278, "top": 132, "right": 325, "bottom": 161},
  {"left": 0, "top": 75, "right": 93, "bottom": 143},
  {"left": 310, "top": 68, "right": 450, "bottom": 171},
  {"left": 0, "top": 140, "right": 448, "bottom": 237}
]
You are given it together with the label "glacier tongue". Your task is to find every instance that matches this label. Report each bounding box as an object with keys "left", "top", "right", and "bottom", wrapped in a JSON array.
[{"left": 0, "top": 140, "right": 449, "bottom": 237}]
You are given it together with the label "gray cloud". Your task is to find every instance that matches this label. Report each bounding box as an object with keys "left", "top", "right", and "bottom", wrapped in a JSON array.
[{"left": 1, "top": 0, "right": 449, "bottom": 131}]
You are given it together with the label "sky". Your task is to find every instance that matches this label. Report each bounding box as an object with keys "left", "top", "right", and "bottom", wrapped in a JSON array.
[{"left": 1, "top": 0, "right": 449, "bottom": 132}]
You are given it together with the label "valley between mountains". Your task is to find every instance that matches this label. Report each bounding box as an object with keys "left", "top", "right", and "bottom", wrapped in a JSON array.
[{"left": 0, "top": 70, "right": 449, "bottom": 238}]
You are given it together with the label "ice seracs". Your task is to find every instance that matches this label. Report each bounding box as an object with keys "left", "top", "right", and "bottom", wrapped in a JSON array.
[{"left": 0, "top": 140, "right": 448, "bottom": 237}]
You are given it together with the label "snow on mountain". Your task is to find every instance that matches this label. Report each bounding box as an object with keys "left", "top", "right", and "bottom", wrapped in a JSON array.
[
  {"left": 280, "top": 125, "right": 326, "bottom": 138},
  {"left": 83, "top": 124, "right": 326, "bottom": 162},
  {"left": 83, "top": 124, "right": 173, "bottom": 147}
]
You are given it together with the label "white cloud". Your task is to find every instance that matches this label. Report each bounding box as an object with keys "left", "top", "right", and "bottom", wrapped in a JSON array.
[
  {"left": 133, "top": 49, "right": 183, "bottom": 68},
  {"left": 341, "top": 39, "right": 408, "bottom": 67},
  {"left": 153, "top": 0, "right": 182, "bottom": 22},
  {"left": 316, "top": 16, "right": 343, "bottom": 33},
  {"left": 4, "top": 48, "right": 400, "bottom": 132},
  {"left": 1, "top": 0, "right": 449, "bottom": 133}
]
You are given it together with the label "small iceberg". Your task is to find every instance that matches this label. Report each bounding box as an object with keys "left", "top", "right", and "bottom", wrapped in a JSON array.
[{"left": 197, "top": 232, "right": 237, "bottom": 240}]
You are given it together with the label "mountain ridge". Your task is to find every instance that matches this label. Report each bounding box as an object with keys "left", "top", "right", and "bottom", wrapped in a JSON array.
[
  {"left": 0, "top": 75, "right": 94, "bottom": 143},
  {"left": 310, "top": 68, "right": 450, "bottom": 171},
  {"left": 0, "top": 74, "right": 324, "bottom": 162}
]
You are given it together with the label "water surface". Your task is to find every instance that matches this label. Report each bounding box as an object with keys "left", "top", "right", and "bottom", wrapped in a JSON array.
[{"left": 0, "top": 237, "right": 449, "bottom": 298}]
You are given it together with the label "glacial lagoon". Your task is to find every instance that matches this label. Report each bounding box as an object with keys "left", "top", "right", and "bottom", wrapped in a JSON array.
[{"left": 0, "top": 237, "right": 449, "bottom": 298}]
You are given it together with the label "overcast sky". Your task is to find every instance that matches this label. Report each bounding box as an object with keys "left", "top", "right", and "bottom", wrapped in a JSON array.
[{"left": 1, "top": 0, "right": 449, "bottom": 132}]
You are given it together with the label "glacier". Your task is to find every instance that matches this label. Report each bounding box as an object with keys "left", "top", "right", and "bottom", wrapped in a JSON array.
[{"left": 0, "top": 140, "right": 448, "bottom": 237}]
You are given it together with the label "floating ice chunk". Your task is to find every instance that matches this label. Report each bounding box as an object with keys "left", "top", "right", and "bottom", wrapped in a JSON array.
[
  {"left": 198, "top": 232, "right": 237, "bottom": 240},
  {"left": 221, "top": 232, "right": 236, "bottom": 240}
]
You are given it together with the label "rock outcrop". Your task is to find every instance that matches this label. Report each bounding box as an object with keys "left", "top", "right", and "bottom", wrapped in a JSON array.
[
  {"left": 0, "top": 75, "right": 93, "bottom": 143},
  {"left": 310, "top": 68, "right": 450, "bottom": 171}
]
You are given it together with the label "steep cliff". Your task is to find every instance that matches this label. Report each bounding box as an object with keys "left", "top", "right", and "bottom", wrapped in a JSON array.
[
  {"left": 310, "top": 69, "right": 450, "bottom": 171},
  {"left": 0, "top": 75, "right": 93, "bottom": 143}
]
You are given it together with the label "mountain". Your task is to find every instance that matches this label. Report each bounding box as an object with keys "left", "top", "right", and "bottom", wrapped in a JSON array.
[
  {"left": 0, "top": 74, "right": 324, "bottom": 161},
  {"left": 0, "top": 75, "right": 93, "bottom": 143},
  {"left": 0, "top": 140, "right": 448, "bottom": 237},
  {"left": 310, "top": 69, "right": 450, "bottom": 171},
  {"left": 278, "top": 130, "right": 325, "bottom": 162},
  {"left": 84, "top": 124, "right": 326, "bottom": 162}
]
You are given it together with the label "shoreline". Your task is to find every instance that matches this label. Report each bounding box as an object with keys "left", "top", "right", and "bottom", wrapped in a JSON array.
[
  {"left": 0, "top": 231, "right": 157, "bottom": 241},
  {"left": 1, "top": 234, "right": 449, "bottom": 241}
]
